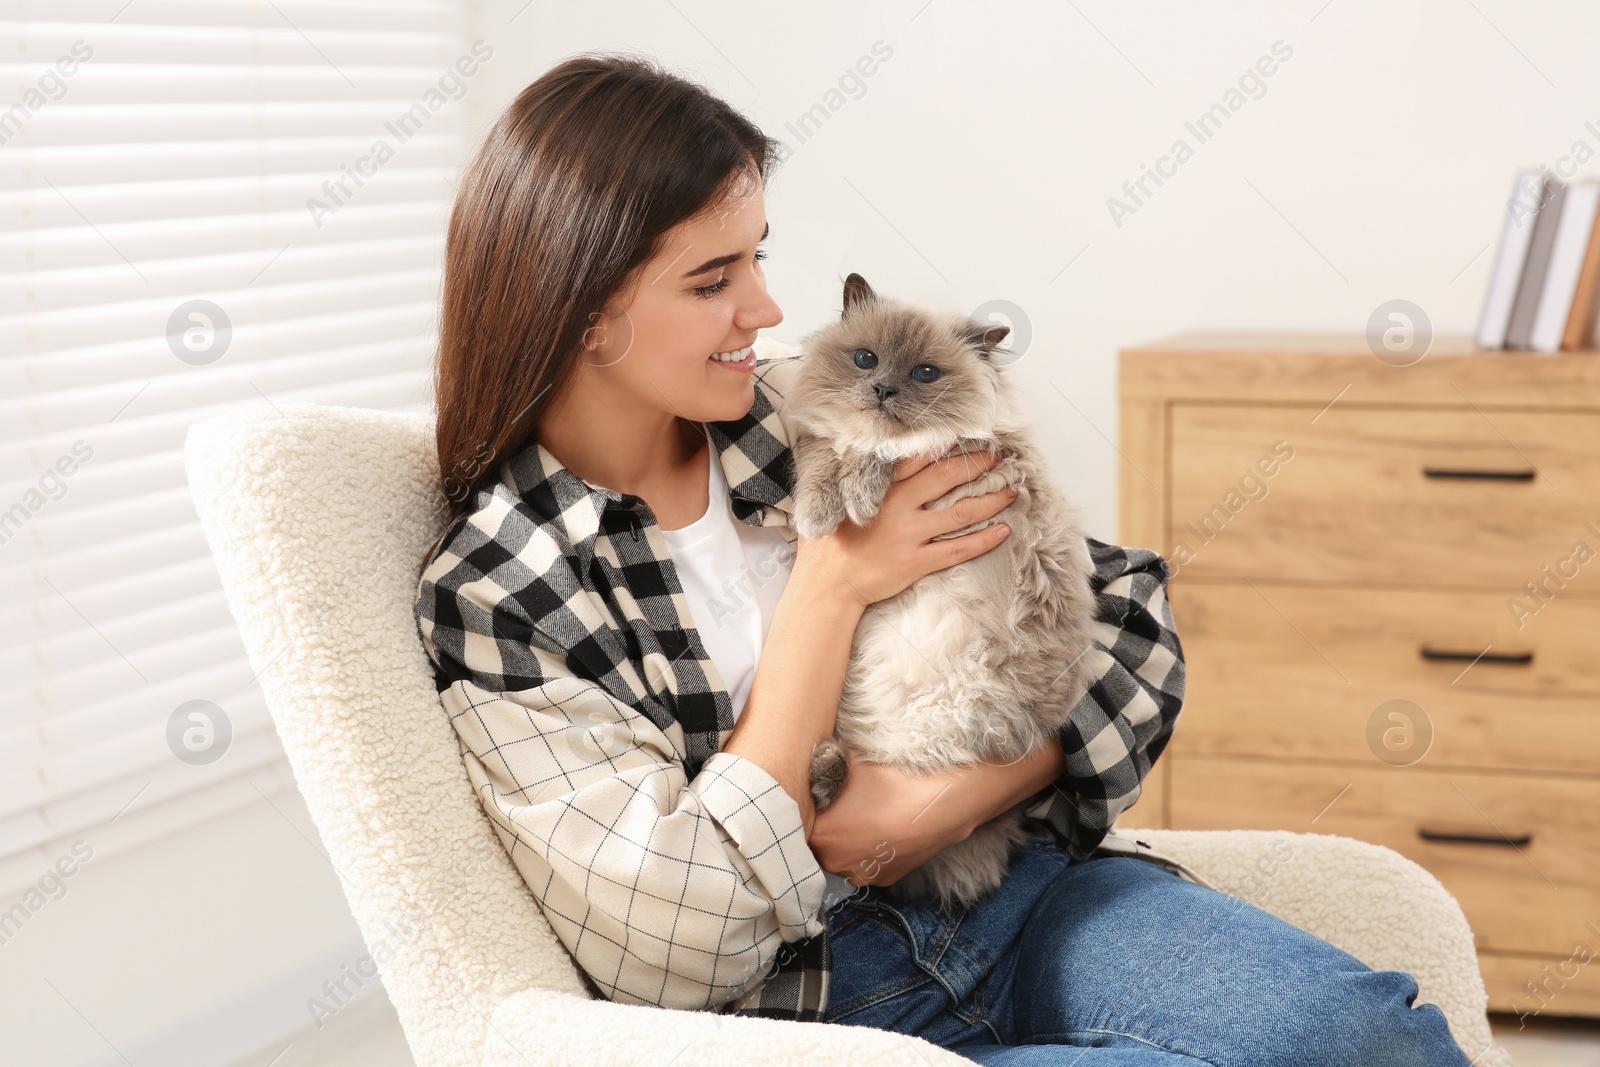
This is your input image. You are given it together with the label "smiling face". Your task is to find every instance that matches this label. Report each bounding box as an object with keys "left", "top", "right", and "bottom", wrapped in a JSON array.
[
  {"left": 793, "top": 273, "right": 1015, "bottom": 458},
  {"left": 577, "top": 166, "right": 782, "bottom": 425}
]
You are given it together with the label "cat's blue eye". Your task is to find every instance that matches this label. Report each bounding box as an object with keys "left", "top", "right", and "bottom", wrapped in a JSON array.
[
  {"left": 911, "top": 364, "right": 940, "bottom": 383},
  {"left": 853, "top": 348, "right": 877, "bottom": 369}
]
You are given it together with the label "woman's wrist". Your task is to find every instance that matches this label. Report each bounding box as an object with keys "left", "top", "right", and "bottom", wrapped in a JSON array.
[{"left": 785, "top": 545, "right": 870, "bottom": 619}]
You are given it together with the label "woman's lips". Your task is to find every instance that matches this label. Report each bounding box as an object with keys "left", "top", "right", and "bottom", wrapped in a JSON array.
[{"left": 709, "top": 345, "right": 756, "bottom": 371}]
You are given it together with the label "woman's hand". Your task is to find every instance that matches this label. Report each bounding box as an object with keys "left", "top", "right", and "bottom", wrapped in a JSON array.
[
  {"left": 809, "top": 738, "right": 1068, "bottom": 887},
  {"left": 796, "top": 450, "right": 1017, "bottom": 612}
]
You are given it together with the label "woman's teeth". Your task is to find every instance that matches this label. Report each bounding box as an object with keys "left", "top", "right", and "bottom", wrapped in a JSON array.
[{"left": 710, "top": 346, "right": 753, "bottom": 362}]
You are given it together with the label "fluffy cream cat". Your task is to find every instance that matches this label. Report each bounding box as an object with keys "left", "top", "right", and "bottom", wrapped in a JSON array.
[{"left": 788, "top": 273, "right": 1097, "bottom": 910}]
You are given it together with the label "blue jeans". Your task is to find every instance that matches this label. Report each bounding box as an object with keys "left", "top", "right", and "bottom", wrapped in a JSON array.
[{"left": 822, "top": 836, "right": 1473, "bottom": 1065}]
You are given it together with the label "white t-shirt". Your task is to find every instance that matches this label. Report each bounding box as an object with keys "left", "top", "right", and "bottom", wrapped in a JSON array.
[{"left": 659, "top": 427, "right": 795, "bottom": 722}]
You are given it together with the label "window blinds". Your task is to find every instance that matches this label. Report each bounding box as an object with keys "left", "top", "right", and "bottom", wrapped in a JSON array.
[{"left": 1, "top": 0, "right": 465, "bottom": 895}]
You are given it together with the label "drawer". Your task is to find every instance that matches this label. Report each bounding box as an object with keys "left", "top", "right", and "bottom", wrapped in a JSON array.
[
  {"left": 1479, "top": 950, "right": 1600, "bottom": 1017},
  {"left": 1168, "top": 404, "right": 1600, "bottom": 586},
  {"left": 1169, "top": 582, "right": 1600, "bottom": 772},
  {"left": 1169, "top": 754, "right": 1600, "bottom": 957}
]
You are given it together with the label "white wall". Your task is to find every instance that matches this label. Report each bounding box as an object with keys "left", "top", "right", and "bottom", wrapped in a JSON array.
[
  {"left": 463, "top": 0, "right": 1600, "bottom": 539},
  {"left": 0, "top": 782, "right": 372, "bottom": 1066}
]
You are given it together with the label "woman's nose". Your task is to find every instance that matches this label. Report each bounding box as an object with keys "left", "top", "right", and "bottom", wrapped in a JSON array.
[{"left": 737, "top": 283, "right": 783, "bottom": 330}]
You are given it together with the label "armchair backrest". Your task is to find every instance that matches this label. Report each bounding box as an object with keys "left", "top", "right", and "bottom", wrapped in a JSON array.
[{"left": 185, "top": 403, "right": 591, "bottom": 1065}]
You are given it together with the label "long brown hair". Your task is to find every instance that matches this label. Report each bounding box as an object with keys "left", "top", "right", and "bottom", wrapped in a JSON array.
[{"left": 428, "top": 53, "right": 781, "bottom": 557}]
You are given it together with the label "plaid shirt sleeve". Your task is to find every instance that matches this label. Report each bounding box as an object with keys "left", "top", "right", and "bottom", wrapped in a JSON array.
[
  {"left": 1021, "top": 538, "right": 1185, "bottom": 859},
  {"left": 415, "top": 496, "right": 828, "bottom": 1012}
]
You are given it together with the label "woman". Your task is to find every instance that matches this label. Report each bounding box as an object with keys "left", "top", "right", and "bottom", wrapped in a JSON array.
[{"left": 414, "top": 53, "right": 1473, "bottom": 1065}]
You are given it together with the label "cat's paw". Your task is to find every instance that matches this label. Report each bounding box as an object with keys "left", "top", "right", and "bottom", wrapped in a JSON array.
[
  {"left": 840, "top": 462, "right": 892, "bottom": 527},
  {"left": 794, "top": 492, "right": 843, "bottom": 539},
  {"left": 809, "top": 738, "right": 849, "bottom": 810},
  {"left": 842, "top": 491, "right": 882, "bottom": 528}
]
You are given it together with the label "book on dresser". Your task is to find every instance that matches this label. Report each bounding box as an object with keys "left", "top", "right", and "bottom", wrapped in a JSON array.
[
  {"left": 1114, "top": 333, "right": 1600, "bottom": 1018},
  {"left": 1479, "top": 171, "right": 1600, "bottom": 352}
]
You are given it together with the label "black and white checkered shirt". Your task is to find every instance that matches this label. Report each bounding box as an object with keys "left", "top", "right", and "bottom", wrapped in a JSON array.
[{"left": 414, "top": 339, "right": 1186, "bottom": 1022}]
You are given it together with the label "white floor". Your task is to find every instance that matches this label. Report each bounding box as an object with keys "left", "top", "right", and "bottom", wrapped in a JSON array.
[
  {"left": 1492, "top": 1013, "right": 1600, "bottom": 1067},
  {"left": 224, "top": 984, "right": 1600, "bottom": 1067},
  {"left": 224, "top": 989, "right": 414, "bottom": 1067}
]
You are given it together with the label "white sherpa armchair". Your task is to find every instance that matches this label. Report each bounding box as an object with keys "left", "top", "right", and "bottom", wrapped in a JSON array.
[{"left": 183, "top": 403, "right": 1511, "bottom": 1067}]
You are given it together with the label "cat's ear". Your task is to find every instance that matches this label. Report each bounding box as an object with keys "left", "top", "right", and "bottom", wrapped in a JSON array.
[
  {"left": 964, "top": 321, "right": 1011, "bottom": 360},
  {"left": 842, "top": 273, "right": 877, "bottom": 315}
]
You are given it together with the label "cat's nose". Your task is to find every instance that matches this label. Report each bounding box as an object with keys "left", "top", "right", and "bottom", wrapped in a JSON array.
[{"left": 872, "top": 382, "right": 898, "bottom": 404}]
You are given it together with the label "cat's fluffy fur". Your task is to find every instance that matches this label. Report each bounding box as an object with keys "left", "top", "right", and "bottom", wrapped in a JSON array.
[{"left": 788, "top": 273, "right": 1098, "bottom": 910}]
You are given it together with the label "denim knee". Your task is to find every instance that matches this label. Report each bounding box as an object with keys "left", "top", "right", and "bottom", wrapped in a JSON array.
[
  {"left": 1008, "top": 856, "right": 1475, "bottom": 1067},
  {"left": 1316, "top": 968, "right": 1473, "bottom": 1067}
]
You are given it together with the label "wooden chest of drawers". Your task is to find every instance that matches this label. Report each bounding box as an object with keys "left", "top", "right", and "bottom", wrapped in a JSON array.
[{"left": 1113, "top": 333, "right": 1600, "bottom": 1018}]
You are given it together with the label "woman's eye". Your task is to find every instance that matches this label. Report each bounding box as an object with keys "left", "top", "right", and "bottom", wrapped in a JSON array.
[
  {"left": 911, "top": 364, "right": 940, "bottom": 383},
  {"left": 853, "top": 348, "right": 877, "bottom": 369},
  {"left": 694, "top": 246, "right": 765, "bottom": 297}
]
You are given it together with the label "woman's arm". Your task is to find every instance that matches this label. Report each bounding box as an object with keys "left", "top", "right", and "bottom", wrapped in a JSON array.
[
  {"left": 809, "top": 738, "right": 1067, "bottom": 886},
  {"left": 719, "top": 560, "right": 863, "bottom": 839},
  {"left": 419, "top": 553, "right": 828, "bottom": 1012}
]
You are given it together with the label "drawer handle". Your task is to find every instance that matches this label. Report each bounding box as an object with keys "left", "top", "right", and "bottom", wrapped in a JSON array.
[
  {"left": 1417, "top": 827, "right": 1533, "bottom": 848},
  {"left": 1419, "top": 646, "right": 1533, "bottom": 666},
  {"left": 1422, "top": 467, "right": 1535, "bottom": 482}
]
